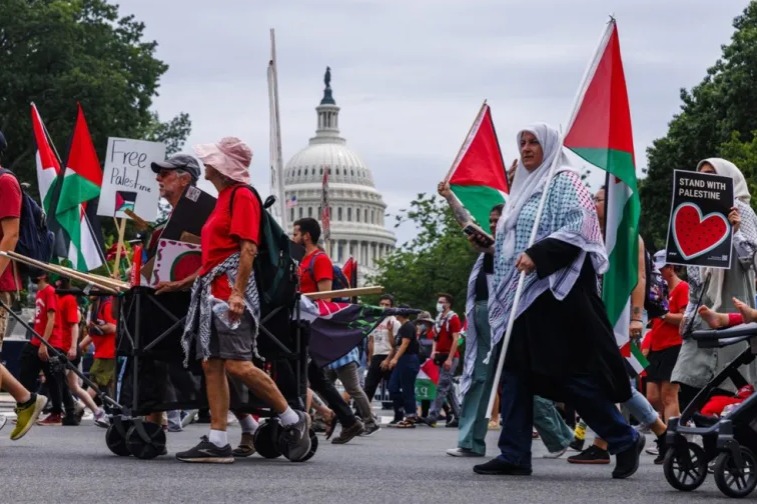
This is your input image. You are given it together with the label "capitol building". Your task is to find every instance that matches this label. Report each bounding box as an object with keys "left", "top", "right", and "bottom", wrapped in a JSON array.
[{"left": 284, "top": 69, "right": 396, "bottom": 281}]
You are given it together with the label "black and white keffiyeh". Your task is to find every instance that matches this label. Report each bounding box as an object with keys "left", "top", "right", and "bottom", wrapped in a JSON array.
[{"left": 181, "top": 252, "right": 262, "bottom": 366}]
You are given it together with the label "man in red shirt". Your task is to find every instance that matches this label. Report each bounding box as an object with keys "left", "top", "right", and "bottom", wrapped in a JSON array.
[
  {"left": 20, "top": 272, "right": 70, "bottom": 426},
  {"left": 421, "top": 293, "right": 462, "bottom": 427},
  {"left": 177, "top": 137, "right": 311, "bottom": 464},
  {"left": 0, "top": 134, "right": 48, "bottom": 439},
  {"left": 292, "top": 217, "right": 365, "bottom": 444},
  {"left": 79, "top": 296, "right": 118, "bottom": 399}
]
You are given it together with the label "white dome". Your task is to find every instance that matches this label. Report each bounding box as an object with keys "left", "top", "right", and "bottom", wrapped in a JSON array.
[
  {"left": 283, "top": 69, "right": 396, "bottom": 283},
  {"left": 284, "top": 143, "right": 376, "bottom": 188}
]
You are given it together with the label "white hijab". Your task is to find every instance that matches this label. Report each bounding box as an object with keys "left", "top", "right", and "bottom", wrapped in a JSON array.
[
  {"left": 498, "top": 123, "right": 575, "bottom": 258},
  {"left": 697, "top": 158, "right": 751, "bottom": 310}
]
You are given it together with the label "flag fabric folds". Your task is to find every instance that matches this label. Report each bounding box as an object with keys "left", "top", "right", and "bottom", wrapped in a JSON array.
[
  {"left": 446, "top": 103, "right": 509, "bottom": 228},
  {"left": 563, "top": 19, "right": 647, "bottom": 373},
  {"left": 56, "top": 104, "right": 104, "bottom": 272}
]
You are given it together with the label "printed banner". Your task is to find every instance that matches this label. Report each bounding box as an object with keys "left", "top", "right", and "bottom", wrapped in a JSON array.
[
  {"left": 665, "top": 170, "right": 734, "bottom": 269},
  {"left": 151, "top": 239, "right": 202, "bottom": 287},
  {"left": 97, "top": 137, "right": 166, "bottom": 221}
]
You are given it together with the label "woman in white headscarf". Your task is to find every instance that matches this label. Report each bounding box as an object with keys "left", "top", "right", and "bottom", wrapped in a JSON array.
[
  {"left": 474, "top": 124, "right": 643, "bottom": 479},
  {"left": 672, "top": 158, "right": 757, "bottom": 408}
]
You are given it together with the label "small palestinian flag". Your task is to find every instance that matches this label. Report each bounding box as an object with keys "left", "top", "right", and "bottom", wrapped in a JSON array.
[
  {"left": 115, "top": 191, "right": 137, "bottom": 215},
  {"left": 415, "top": 359, "right": 439, "bottom": 400},
  {"left": 446, "top": 102, "right": 509, "bottom": 227}
]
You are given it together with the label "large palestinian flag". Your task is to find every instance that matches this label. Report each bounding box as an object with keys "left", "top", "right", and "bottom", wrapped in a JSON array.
[
  {"left": 446, "top": 103, "right": 509, "bottom": 228},
  {"left": 563, "top": 19, "right": 647, "bottom": 373}
]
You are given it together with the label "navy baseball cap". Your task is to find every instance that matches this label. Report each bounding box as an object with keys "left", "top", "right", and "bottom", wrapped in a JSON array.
[{"left": 151, "top": 154, "right": 201, "bottom": 181}]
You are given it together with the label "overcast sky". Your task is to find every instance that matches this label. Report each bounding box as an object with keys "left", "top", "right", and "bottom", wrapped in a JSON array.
[{"left": 115, "top": 0, "right": 749, "bottom": 245}]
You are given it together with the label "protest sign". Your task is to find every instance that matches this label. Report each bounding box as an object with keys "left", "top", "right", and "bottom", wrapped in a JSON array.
[
  {"left": 151, "top": 239, "right": 202, "bottom": 287},
  {"left": 97, "top": 138, "right": 165, "bottom": 221},
  {"left": 160, "top": 186, "right": 216, "bottom": 241},
  {"left": 665, "top": 170, "right": 734, "bottom": 269}
]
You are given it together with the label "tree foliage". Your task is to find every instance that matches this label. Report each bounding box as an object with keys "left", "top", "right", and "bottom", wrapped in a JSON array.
[
  {"left": 367, "top": 193, "right": 478, "bottom": 316},
  {"left": 0, "top": 0, "right": 190, "bottom": 188},
  {"left": 639, "top": 2, "right": 757, "bottom": 248}
]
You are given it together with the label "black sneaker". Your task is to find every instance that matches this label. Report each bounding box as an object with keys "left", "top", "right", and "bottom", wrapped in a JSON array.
[
  {"left": 62, "top": 414, "right": 80, "bottom": 426},
  {"left": 280, "top": 411, "right": 312, "bottom": 461},
  {"left": 446, "top": 417, "right": 459, "bottom": 428},
  {"left": 361, "top": 423, "right": 381, "bottom": 437},
  {"left": 568, "top": 437, "right": 585, "bottom": 452},
  {"left": 653, "top": 431, "right": 667, "bottom": 465},
  {"left": 612, "top": 433, "right": 645, "bottom": 479},
  {"left": 473, "top": 458, "right": 532, "bottom": 476},
  {"left": 567, "top": 445, "right": 610, "bottom": 464},
  {"left": 176, "top": 436, "right": 234, "bottom": 464}
]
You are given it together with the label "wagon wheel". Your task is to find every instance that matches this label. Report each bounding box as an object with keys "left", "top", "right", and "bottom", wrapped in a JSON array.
[
  {"left": 105, "top": 418, "right": 134, "bottom": 457},
  {"left": 253, "top": 420, "right": 282, "bottom": 459},
  {"left": 714, "top": 446, "right": 757, "bottom": 498},
  {"left": 126, "top": 421, "right": 167, "bottom": 460},
  {"left": 663, "top": 442, "right": 708, "bottom": 492}
]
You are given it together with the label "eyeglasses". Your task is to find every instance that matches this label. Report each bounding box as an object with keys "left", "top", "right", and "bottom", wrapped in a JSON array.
[{"left": 593, "top": 197, "right": 605, "bottom": 203}]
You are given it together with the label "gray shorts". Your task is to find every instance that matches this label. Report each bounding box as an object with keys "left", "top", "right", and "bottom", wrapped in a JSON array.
[{"left": 202, "top": 311, "right": 255, "bottom": 361}]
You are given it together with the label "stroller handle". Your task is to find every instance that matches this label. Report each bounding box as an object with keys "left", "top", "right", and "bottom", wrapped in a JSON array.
[{"left": 692, "top": 322, "right": 757, "bottom": 343}]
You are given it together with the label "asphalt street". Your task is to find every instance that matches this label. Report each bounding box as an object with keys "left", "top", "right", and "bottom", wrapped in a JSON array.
[{"left": 0, "top": 413, "right": 737, "bottom": 504}]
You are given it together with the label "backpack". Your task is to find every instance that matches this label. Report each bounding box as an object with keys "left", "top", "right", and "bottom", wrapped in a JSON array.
[
  {"left": 307, "top": 250, "right": 350, "bottom": 300},
  {"left": 229, "top": 185, "right": 297, "bottom": 316},
  {"left": 643, "top": 248, "right": 669, "bottom": 319},
  {"left": 0, "top": 168, "right": 55, "bottom": 271}
]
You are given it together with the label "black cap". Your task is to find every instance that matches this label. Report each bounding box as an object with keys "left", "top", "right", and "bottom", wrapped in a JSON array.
[
  {"left": 151, "top": 154, "right": 201, "bottom": 182},
  {"left": 0, "top": 130, "right": 6, "bottom": 152}
]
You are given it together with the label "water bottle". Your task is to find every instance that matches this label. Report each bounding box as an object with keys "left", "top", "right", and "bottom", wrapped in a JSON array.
[{"left": 210, "top": 297, "right": 241, "bottom": 330}]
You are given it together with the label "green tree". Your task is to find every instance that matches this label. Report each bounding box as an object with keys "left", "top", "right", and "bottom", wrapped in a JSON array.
[
  {"left": 639, "top": 2, "right": 757, "bottom": 248},
  {"left": 367, "top": 193, "right": 478, "bottom": 316},
  {"left": 0, "top": 0, "right": 190, "bottom": 189}
]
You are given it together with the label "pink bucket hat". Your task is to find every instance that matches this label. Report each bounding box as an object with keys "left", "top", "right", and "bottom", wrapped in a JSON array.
[{"left": 194, "top": 136, "right": 252, "bottom": 184}]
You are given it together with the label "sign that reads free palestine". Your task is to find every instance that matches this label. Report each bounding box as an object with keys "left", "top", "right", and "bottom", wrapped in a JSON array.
[
  {"left": 97, "top": 138, "right": 166, "bottom": 221},
  {"left": 665, "top": 169, "right": 734, "bottom": 269}
]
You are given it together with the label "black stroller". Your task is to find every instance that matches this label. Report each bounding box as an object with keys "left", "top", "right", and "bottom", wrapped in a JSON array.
[{"left": 663, "top": 321, "right": 757, "bottom": 497}]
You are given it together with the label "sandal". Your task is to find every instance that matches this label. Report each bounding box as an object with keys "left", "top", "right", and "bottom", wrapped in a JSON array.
[
  {"left": 324, "top": 413, "right": 338, "bottom": 440},
  {"left": 396, "top": 417, "right": 417, "bottom": 429}
]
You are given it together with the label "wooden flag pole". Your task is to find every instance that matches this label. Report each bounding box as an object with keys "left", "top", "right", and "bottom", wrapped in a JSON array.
[
  {"left": 304, "top": 285, "right": 383, "bottom": 300},
  {"left": 113, "top": 217, "right": 127, "bottom": 278},
  {"left": 0, "top": 252, "right": 121, "bottom": 294}
]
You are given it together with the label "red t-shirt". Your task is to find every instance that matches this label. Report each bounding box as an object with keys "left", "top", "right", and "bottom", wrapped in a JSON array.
[
  {"left": 33, "top": 284, "right": 60, "bottom": 347},
  {"left": 199, "top": 185, "right": 261, "bottom": 301},
  {"left": 90, "top": 298, "right": 117, "bottom": 359},
  {"left": 648, "top": 281, "right": 689, "bottom": 351},
  {"left": 0, "top": 172, "right": 22, "bottom": 292},
  {"left": 433, "top": 312, "right": 462, "bottom": 357},
  {"left": 55, "top": 294, "right": 80, "bottom": 351},
  {"left": 298, "top": 250, "right": 333, "bottom": 294}
]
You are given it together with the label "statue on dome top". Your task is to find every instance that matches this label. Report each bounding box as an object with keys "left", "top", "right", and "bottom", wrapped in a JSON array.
[{"left": 324, "top": 66, "right": 331, "bottom": 88}]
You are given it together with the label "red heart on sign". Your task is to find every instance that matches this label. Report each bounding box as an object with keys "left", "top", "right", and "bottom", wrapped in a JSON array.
[{"left": 672, "top": 202, "right": 730, "bottom": 260}]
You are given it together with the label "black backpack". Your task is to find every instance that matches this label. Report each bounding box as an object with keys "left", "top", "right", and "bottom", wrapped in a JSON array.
[
  {"left": 0, "top": 168, "right": 55, "bottom": 271},
  {"left": 643, "top": 248, "right": 669, "bottom": 319},
  {"left": 229, "top": 185, "right": 297, "bottom": 316}
]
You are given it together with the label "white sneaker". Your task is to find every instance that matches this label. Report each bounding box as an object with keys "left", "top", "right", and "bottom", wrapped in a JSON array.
[
  {"left": 93, "top": 409, "right": 109, "bottom": 428},
  {"left": 543, "top": 447, "right": 568, "bottom": 459},
  {"left": 446, "top": 447, "right": 484, "bottom": 457},
  {"left": 645, "top": 446, "right": 659, "bottom": 456}
]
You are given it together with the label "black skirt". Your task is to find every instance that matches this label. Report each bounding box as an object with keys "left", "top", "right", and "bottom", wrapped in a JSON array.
[{"left": 646, "top": 345, "right": 681, "bottom": 383}]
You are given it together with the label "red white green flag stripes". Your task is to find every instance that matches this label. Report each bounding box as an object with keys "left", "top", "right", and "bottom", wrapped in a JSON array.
[
  {"left": 446, "top": 103, "right": 509, "bottom": 227},
  {"left": 56, "top": 104, "right": 104, "bottom": 272},
  {"left": 563, "top": 19, "right": 647, "bottom": 373},
  {"left": 31, "top": 103, "right": 61, "bottom": 214}
]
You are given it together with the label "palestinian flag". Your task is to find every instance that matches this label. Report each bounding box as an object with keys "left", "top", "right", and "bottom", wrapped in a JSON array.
[
  {"left": 415, "top": 358, "right": 439, "bottom": 401},
  {"left": 446, "top": 102, "right": 509, "bottom": 228},
  {"left": 56, "top": 104, "right": 104, "bottom": 272},
  {"left": 563, "top": 19, "right": 647, "bottom": 374},
  {"left": 115, "top": 191, "right": 138, "bottom": 214},
  {"left": 31, "top": 103, "right": 61, "bottom": 215},
  {"left": 299, "top": 297, "right": 418, "bottom": 367}
]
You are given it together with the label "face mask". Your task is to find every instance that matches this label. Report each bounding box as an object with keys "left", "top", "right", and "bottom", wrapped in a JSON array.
[{"left": 436, "top": 303, "right": 444, "bottom": 313}]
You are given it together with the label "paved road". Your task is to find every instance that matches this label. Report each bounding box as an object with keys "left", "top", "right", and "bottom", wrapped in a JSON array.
[{"left": 0, "top": 413, "right": 734, "bottom": 504}]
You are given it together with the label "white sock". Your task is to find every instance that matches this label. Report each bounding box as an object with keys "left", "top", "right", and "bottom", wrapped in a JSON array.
[
  {"left": 208, "top": 429, "right": 228, "bottom": 448},
  {"left": 278, "top": 407, "right": 300, "bottom": 427},
  {"left": 239, "top": 415, "right": 259, "bottom": 434}
]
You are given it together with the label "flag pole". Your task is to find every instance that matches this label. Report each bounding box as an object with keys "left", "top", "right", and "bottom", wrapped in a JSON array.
[
  {"left": 485, "top": 19, "right": 617, "bottom": 420},
  {"left": 268, "top": 28, "right": 288, "bottom": 231}
]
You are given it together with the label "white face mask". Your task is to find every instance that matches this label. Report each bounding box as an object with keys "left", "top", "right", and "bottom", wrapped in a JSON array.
[{"left": 436, "top": 303, "right": 445, "bottom": 313}]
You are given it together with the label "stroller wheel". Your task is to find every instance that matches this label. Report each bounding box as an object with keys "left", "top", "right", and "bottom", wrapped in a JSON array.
[
  {"left": 105, "top": 418, "right": 134, "bottom": 457},
  {"left": 291, "top": 429, "right": 318, "bottom": 463},
  {"left": 254, "top": 420, "right": 282, "bottom": 459},
  {"left": 126, "top": 422, "right": 167, "bottom": 460},
  {"left": 663, "top": 442, "right": 708, "bottom": 491},
  {"left": 714, "top": 446, "right": 757, "bottom": 498}
]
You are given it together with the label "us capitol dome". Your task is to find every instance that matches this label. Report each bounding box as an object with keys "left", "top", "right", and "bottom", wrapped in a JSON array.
[{"left": 284, "top": 67, "right": 396, "bottom": 281}]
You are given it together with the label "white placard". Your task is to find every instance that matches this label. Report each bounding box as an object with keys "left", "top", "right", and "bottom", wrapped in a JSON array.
[{"left": 97, "top": 137, "right": 166, "bottom": 221}]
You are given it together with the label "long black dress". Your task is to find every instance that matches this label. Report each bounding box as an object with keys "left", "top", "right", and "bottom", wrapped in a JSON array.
[{"left": 504, "top": 238, "right": 632, "bottom": 403}]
